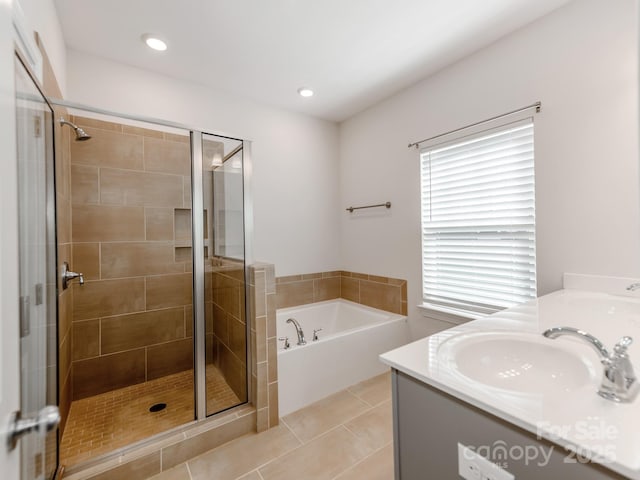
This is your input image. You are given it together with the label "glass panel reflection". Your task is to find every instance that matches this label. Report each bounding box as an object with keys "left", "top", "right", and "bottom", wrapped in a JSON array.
[{"left": 202, "top": 134, "right": 247, "bottom": 416}]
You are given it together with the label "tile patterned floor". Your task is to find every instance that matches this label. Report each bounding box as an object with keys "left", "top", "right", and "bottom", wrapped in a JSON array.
[
  {"left": 147, "top": 372, "right": 394, "bottom": 480},
  {"left": 60, "top": 366, "right": 241, "bottom": 467}
]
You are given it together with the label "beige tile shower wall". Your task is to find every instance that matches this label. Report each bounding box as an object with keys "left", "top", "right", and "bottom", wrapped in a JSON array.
[
  {"left": 249, "top": 263, "right": 278, "bottom": 432},
  {"left": 276, "top": 271, "right": 407, "bottom": 315},
  {"left": 69, "top": 116, "right": 195, "bottom": 400},
  {"left": 209, "top": 259, "right": 247, "bottom": 401}
]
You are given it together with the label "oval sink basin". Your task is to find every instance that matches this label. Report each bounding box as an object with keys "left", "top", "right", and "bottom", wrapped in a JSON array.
[{"left": 438, "top": 331, "right": 596, "bottom": 394}]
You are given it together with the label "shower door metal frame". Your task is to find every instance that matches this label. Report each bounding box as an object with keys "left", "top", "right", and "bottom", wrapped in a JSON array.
[
  {"left": 46, "top": 98, "right": 254, "bottom": 422},
  {"left": 190, "top": 131, "right": 207, "bottom": 419}
]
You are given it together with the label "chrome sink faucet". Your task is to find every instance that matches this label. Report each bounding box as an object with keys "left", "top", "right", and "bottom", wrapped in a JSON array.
[
  {"left": 543, "top": 326, "right": 639, "bottom": 403},
  {"left": 287, "top": 318, "right": 306, "bottom": 345}
]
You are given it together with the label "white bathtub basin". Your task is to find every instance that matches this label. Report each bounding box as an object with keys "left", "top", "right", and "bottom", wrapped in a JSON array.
[{"left": 277, "top": 299, "right": 409, "bottom": 416}]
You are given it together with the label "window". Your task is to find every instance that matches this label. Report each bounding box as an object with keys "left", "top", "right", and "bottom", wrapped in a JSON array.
[{"left": 420, "top": 118, "right": 536, "bottom": 317}]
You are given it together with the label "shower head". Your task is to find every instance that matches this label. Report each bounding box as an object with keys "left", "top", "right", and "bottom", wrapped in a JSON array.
[{"left": 59, "top": 117, "right": 92, "bottom": 141}]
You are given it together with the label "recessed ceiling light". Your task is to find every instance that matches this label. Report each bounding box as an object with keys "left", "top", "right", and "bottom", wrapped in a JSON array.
[
  {"left": 142, "top": 34, "right": 167, "bottom": 51},
  {"left": 298, "top": 87, "right": 314, "bottom": 98}
]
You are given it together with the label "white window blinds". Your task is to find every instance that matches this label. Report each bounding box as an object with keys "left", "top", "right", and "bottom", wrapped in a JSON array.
[{"left": 420, "top": 118, "right": 536, "bottom": 316}]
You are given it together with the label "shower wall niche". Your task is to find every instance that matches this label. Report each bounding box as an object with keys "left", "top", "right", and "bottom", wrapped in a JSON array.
[{"left": 69, "top": 116, "right": 195, "bottom": 399}]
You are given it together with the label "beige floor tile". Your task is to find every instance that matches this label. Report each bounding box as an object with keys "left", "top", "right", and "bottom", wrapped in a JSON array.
[
  {"left": 235, "top": 472, "right": 262, "bottom": 480},
  {"left": 187, "top": 425, "right": 300, "bottom": 480},
  {"left": 344, "top": 401, "right": 393, "bottom": 451},
  {"left": 258, "top": 426, "right": 374, "bottom": 480},
  {"left": 282, "top": 390, "right": 370, "bottom": 443},
  {"left": 148, "top": 463, "right": 191, "bottom": 480},
  {"left": 334, "top": 444, "right": 394, "bottom": 480},
  {"left": 347, "top": 372, "right": 391, "bottom": 407}
]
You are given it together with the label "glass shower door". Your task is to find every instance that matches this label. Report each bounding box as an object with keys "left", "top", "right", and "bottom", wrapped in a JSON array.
[
  {"left": 14, "top": 54, "right": 59, "bottom": 480},
  {"left": 201, "top": 133, "right": 248, "bottom": 416}
]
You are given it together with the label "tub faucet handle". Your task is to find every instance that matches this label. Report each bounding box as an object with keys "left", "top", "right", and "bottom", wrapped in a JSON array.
[
  {"left": 278, "top": 337, "right": 290, "bottom": 350},
  {"left": 313, "top": 328, "right": 323, "bottom": 341}
]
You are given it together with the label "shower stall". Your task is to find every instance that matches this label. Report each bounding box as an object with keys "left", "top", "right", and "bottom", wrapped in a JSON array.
[{"left": 50, "top": 107, "right": 252, "bottom": 468}]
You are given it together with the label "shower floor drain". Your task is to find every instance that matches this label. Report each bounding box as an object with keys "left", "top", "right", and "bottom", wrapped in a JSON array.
[{"left": 149, "top": 403, "right": 167, "bottom": 413}]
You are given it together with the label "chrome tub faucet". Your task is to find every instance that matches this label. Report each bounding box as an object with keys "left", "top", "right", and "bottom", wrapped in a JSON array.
[
  {"left": 287, "top": 318, "right": 306, "bottom": 345},
  {"left": 543, "top": 326, "right": 639, "bottom": 403}
]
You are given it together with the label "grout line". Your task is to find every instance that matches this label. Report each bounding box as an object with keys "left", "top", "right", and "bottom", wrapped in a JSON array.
[
  {"left": 185, "top": 461, "right": 194, "bottom": 480},
  {"left": 328, "top": 441, "right": 393, "bottom": 480},
  {"left": 256, "top": 469, "right": 266, "bottom": 480},
  {"left": 279, "top": 418, "right": 304, "bottom": 445}
]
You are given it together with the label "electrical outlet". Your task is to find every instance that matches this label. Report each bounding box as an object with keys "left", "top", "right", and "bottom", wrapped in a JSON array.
[{"left": 458, "top": 443, "right": 515, "bottom": 480}]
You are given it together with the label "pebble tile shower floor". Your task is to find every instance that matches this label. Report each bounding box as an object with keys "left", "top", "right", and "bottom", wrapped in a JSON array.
[{"left": 60, "top": 366, "right": 241, "bottom": 467}]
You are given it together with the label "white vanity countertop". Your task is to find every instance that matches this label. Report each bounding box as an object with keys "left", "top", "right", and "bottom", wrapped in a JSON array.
[{"left": 380, "top": 287, "right": 640, "bottom": 479}]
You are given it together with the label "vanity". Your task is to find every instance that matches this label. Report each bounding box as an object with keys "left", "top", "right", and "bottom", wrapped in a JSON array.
[{"left": 380, "top": 275, "right": 640, "bottom": 479}]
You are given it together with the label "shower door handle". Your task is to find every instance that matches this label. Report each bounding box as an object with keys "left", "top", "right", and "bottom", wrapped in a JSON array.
[{"left": 6, "top": 406, "right": 60, "bottom": 451}]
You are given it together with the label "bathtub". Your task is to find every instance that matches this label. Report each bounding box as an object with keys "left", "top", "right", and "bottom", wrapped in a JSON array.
[{"left": 276, "top": 299, "right": 409, "bottom": 416}]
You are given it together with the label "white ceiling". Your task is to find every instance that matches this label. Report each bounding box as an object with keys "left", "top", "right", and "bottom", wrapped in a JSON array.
[{"left": 54, "top": 0, "right": 571, "bottom": 122}]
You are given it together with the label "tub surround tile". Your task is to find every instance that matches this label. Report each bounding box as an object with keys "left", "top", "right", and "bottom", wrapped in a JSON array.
[
  {"left": 249, "top": 263, "right": 277, "bottom": 432},
  {"left": 359, "top": 280, "right": 402, "bottom": 313},
  {"left": 340, "top": 276, "right": 360, "bottom": 303},
  {"left": 282, "top": 390, "right": 370, "bottom": 443},
  {"left": 276, "top": 274, "right": 302, "bottom": 284},
  {"left": 313, "top": 276, "right": 341, "bottom": 302},
  {"left": 351, "top": 272, "right": 369, "bottom": 280},
  {"left": 268, "top": 382, "right": 279, "bottom": 428},
  {"left": 275, "top": 280, "right": 314, "bottom": 309},
  {"left": 274, "top": 270, "right": 406, "bottom": 314},
  {"left": 258, "top": 426, "right": 374, "bottom": 480}
]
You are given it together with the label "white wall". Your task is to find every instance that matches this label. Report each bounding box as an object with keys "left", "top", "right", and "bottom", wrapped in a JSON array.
[
  {"left": 65, "top": 50, "right": 341, "bottom": 276},
  {"left": 18, "top": 0, "right": 66, "bottom": 93},
  {"left": 339, "top": 0, "right": 640, "bottom": 339}
]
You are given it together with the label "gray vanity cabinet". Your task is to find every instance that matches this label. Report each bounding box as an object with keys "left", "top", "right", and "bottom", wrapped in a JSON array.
[{"left": 391, "top": 370, "right": 627, "bottom": 479}]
